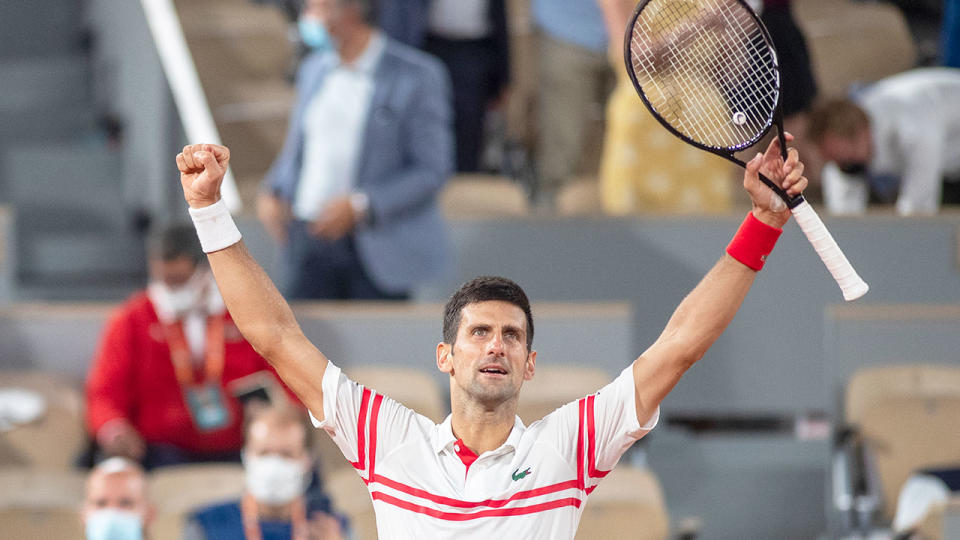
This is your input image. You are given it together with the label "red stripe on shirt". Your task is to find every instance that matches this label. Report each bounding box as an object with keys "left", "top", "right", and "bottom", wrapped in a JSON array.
[
  {"left": 351, "top": 388, "right": 371, "bottom": 472},
  {"left": 586, "top": 394, "right": 611, "bottom": 479},
  {"left": 577, "top": 397, "right": 585, "bottom": 490},
  {"left": 368, "top": 393, "right": 384, "bottom": 480},
  {"left": 371, "top": 474, "right": 582, "bottom": 508},
  {"left": 370, "top": 491, "right": 583, "bottom": 520}
]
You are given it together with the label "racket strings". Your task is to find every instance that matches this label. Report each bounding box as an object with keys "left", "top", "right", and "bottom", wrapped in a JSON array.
[{"left": 629, "top": 0, "right": 779, "bottom": 151}]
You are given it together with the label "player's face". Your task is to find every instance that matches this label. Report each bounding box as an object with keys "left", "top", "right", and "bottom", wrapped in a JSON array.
[
  {"left": 83, "top": 471, "right": 149, "bottom": 519},
  {"left": 438, "top": 301, "right": 536, "bottom": 407}
]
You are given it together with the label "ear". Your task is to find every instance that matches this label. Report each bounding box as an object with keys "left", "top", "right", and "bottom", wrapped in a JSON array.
[
  {"left": 436, "top": 342, "right": 453, "bottom": 374},
  {"left": 523, "top": 350, "right": 537, "bottom": 381}
]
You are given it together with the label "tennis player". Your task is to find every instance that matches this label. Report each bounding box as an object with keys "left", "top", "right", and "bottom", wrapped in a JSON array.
[{"left": 176, "top": 135, "right": 806, "bottom": 538}]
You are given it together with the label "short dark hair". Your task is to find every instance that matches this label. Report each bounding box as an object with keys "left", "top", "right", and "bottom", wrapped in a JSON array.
[
  {"left": 807, "top": 98, "right": 871, "bottom": 144},
  {"left": 340, "top": 0, "right": 376, "bottom": 24},
  {"left": 442, "top": 276, "right": 534, "bottom": 350},
  {"left": 146, "top": 222, "right": 204, "bottom": 265}
]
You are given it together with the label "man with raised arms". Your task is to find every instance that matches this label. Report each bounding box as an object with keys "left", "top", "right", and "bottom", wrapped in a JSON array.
[{"left": 176, "top": 136, "right": 806, "bottom": 538}]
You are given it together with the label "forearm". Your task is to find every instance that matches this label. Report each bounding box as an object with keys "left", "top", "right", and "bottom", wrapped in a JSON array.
[
  {"left": 206, "top": 241, "right": 301, "bottom": 359},
  {"left": 632, "top": 254, "right": 756, "bottom": 415}
]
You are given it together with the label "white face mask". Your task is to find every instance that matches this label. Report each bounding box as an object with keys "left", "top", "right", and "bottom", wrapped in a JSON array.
[
  {"left": 150, "top": 267, "right": 210, "bottom": 317},
  {"left": 85, "top": 508, "right": 143, "bottom": 540},
  {"left": 244, "top": 453, "right": 308, "bottom": 506}
]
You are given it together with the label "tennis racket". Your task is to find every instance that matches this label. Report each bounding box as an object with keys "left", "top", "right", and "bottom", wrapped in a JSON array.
[{"left": 624, "top": 0, "right": 869, "bottom": 301}]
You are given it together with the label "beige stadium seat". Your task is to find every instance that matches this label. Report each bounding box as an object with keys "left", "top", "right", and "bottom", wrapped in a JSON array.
[
  {"left": 148, "top": 463, "right": 245, "bottom": 516},
  {"left": 0, "top": 467, "right": 87, "bottom": 510},
  {"left": 556, "top": 177, "right": 603, "bottom": 217},
  {"left": 0, "top": 507, "right": 84, "bottom": 539},
  {"left": 518, "top": 365, "right": 611, "bottom": 425},
  {"left": 326, "top": 466, "right": 377, "bottom": 540},
  {"left": 0, "top": 370, "right": 86, "bottom": 469},
  {"left": 440, "top": 174, "right": 529, "bottom": 219},
  {"left": 845, "top": 365, "right": 960, "bottom": 521},
  {"left": 796, "top": 1, "right": 916, "bottom": 97},
  {"left": 576, "top": 465, "right": 669, "bottom": 540},
  {"left": 346, "top": 366, "right": 447, "bottom": 423}
]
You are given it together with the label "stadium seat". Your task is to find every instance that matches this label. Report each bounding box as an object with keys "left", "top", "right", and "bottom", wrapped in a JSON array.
[
  {"left": 576, "top": 465, "right": 669, "bottom": 540},
  {"left": 556, "top": 177, "right": 603, "bottom": 217},
  {"left": 795, "top": 0, "right": 917, "bottom": 97},
  {"left": 0, "top": 507, "right": 84, "bottom": 539},
  {"left": 440, "top": 175, "right": 529, "bottom": 219},
  {"left": 346, "top": 366, "right": 447, "bottom": 423},
  {"left": 0, "top": 370, "right": 86, "bottom": 469},
  {"left": 518, "top": 365, "right": 611, "bottom": 425},
  {"left": 833, "top": 365, "right": 960, "bottom": 533},
  {"left": 326, "top": 466, "right": 377, "bottom": 540},
  {"left": 147, "top": 463, "right": 245, "bottom": 540},
  {"left": 0, "top": 467, "right": 86, "bottom": 509}
]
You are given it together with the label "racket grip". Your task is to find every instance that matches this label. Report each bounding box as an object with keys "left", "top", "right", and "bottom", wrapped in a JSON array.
[{"left": 790, "top": 201, "right": 868, "bottom": 301}]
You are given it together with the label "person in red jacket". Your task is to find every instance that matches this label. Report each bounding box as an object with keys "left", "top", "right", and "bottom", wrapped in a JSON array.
[{"left": 86, "top": 223, "right": 293, "bottom": 469}]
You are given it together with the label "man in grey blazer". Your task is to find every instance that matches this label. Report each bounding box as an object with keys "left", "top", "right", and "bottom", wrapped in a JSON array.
[{"left": 258, "top": 0, "right": 453, "bottom": 300}]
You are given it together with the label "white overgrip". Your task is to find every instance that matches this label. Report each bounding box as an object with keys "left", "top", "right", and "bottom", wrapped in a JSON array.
[{"left": 790, "top": 201, "right": 869, "bottom": 301}]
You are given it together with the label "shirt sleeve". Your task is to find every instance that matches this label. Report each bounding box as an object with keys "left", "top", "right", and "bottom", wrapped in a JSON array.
[
  {"left": 539, "top": 366, "right": 659, "bottom": 488},
  {"left": 308, "top": 362, "right": 429, "bottom": 480},
  {"left": 589, "top": 366, "right": 659, "bottom": 472}
]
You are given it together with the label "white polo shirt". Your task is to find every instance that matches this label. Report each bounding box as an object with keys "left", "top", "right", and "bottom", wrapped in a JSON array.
[{"left": 312, "top": 362, "right": 659, "bottom": 539}]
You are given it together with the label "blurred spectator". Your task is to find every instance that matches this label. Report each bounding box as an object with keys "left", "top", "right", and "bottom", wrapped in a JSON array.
[
  {"left": 808, "top": 68, "right": 960, "bottom": 215},
  {"left": 85, "top": 224, "right": 293, "bottom": 470},
  {"left": 944, "top": 0, "right": 960, "bottom": 67},
  {"left": 377, "top": 0, "right": 430, "bottom": 47},
  {"left": 259, "top": 0, "right": 453, "bottom": 300},
  {"left": 760, "top": 0, "right": 818, "bottom": 121},
  {"left": 185, "top": 405, "right": 348, "bottom": 540},
  {"left": 82, "top": 457, "right": 154, "bottom": 540},
  {"left": 597, "top": 0, "right": 734, "bottom": 215},
  {"left": 424, "top": 0, "right": 510, "bottom": 172},
  {"left": 532, "top": 0, "right": 612, "bottom": 207}
]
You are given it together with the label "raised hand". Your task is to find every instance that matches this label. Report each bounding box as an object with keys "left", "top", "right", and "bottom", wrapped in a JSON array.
[
  {"left": 743, "top": 133, "right": 807, "bottom": 228},
  {"left": 176, "top": 144, "right": 230, "bottom": 209}
]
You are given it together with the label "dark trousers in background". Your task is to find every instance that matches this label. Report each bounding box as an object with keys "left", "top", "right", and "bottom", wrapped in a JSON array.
[
  {"left": 284, "top": 220, "right": 409, "bottom": 301},
  {"left": 425, "top": 34, "right": 501, "bottom": 173}
]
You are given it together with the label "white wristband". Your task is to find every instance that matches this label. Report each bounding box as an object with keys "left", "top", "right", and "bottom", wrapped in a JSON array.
[{"left": 188, "top": 199, "right": 242, "bottom": 253}]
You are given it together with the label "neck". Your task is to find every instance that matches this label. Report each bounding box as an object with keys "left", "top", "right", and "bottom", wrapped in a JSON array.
[
  {"left": 254, "top": 499, "right": 295, "bottom": 521},
  {"left": 449, "top": 395, "right": 518, "bottom": 454},
  {"left": 337, "top": 25, "right": 373, "bottom": 64}
]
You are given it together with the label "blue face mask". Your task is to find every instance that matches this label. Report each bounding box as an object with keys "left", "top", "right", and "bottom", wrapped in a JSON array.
[
  {"left": 298, "top": 17, "right": 333, "bottom": 51},
  {"left": 85, "top": 509, "right": 143, "bottom": 540}
]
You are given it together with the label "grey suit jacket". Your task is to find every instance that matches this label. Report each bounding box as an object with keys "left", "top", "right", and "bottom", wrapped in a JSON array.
[{"left": 264, "top": 37, "right": 454, "bottom": 293}]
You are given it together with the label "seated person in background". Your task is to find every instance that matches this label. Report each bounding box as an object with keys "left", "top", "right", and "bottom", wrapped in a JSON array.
[
  {"left": 893, "top": 467, "right": 960, "bottom": 536},
  {"left": 808, "top": 68, "right": 960, "bottom": 216},
  {"left": 186, "top": 404, "right": 348, "bottom": 540},
  {"left": 86, "top": 223, "right": 295, "bottom": 470},
  {"left": 83, "top": 457, "right": 154, "bottom": 540}
]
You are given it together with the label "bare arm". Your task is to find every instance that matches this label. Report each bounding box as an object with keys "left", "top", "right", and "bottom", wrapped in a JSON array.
[
  {"left": 176, "top": 144, "right": 327, "bottom": 419},
  {"left": 631, "top": 135, "right": 808, "bottom": 424}
]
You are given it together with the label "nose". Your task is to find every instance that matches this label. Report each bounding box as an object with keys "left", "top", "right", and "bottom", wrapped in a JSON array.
[{"left": 487, "top": 332, "right": 505, "bottom": 356}]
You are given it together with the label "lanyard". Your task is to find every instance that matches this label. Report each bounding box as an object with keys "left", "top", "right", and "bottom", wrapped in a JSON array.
[
  {"left": 241, "top": 492, "right": 309, "bottom": 540},
  {"left": 162, "top": 315, "right": 225, "bottom": 387}
]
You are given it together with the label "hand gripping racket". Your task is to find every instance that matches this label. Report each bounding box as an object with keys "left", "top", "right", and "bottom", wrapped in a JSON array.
[{"left": 625, "top": 0, "right": 868, "bottom": 301}]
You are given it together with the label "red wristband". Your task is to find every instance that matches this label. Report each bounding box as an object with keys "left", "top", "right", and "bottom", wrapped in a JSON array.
[{"left": 726, "top": 212, "right": 782, "bottom": 271}]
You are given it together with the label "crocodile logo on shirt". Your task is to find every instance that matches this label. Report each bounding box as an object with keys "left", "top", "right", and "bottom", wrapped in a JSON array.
[{"left": 511, "top": 467, "right": 532, "bottom": 481}]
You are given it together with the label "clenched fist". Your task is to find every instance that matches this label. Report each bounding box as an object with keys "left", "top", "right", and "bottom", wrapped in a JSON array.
[{"left": 176, "top": 144, "right": 230, "bottom": 209}]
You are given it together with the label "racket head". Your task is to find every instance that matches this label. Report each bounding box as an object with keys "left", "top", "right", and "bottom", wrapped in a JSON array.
[{"left": 623, "top": 0, "right": 784, "bottom": 157}]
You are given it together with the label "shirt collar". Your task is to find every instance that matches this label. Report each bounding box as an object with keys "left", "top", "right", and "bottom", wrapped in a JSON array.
[
  {"left": 337, "top": 31, "right": 385, "bottom": 75},
  {"left": 433, "top": 414, "right": 527, "bottom": 457}
]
